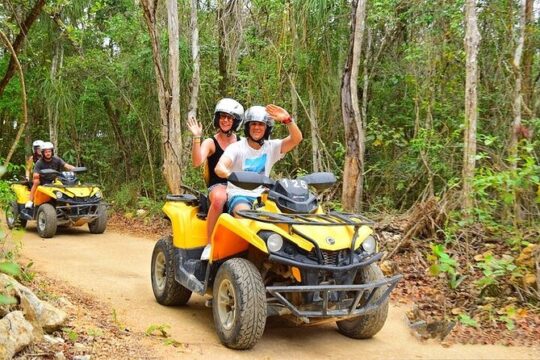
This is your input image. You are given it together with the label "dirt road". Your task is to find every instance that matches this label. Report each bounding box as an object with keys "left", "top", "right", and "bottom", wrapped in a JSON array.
[{"left": 19, "top": 225, "right": 538, "bottom": 359}]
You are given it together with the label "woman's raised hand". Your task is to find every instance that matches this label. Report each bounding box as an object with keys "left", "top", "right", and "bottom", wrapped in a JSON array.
[{"left": 187, "top": 116, "right": 203, "bottom": 137}]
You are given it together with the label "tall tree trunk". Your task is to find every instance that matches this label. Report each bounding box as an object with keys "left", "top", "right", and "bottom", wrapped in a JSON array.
[
  {"left": 509, "top": 0, "right": 526, "bottom": 160},
  {"left": 0, "top": 0, "right": 46, "bottom": 98},
  {"left": 103, "top": 97, "right": 130, "bottom": 180},
  {"left": 217, "top": 0, "right": 244, "bottom": 95},
  {"left": 0, "top": 30, "right": 28, "bottom": 167},
  {"left": 521, "top": 0, "right": 534, "bottom": 115},
  {"left": 340, "top": 0, "right": 367, "bottom": 212},
  {"left": 509, "top": 0, "right": 527, "bottom": 221},
  {"left": 462, "top": 0, "right": 481, "bottom": 214},
  {"left": 141, "top": 0, "right": 183, "bottom": 194},
  {"left": 188, "top": 0, "right": 201, "bottom": 120},
  {"left": 48, "top": 38, "right": 63, "bottom": 151},
  {"left": 308, "top": 87, "right": 321, "bottom": 172}
]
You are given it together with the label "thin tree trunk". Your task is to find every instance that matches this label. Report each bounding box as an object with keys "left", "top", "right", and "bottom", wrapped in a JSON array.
[
  {"left": 103, "top": 97, "right": 130, "bottom": 180},
  {"left": 361, "top": 27, "right": 372, "bottom": 122},
  {"left": 509, "top": 0, "right": 527, "bottom": 221},
  {"left": 290, "top": 76, "right": 300, "bottom": 171},
  {"left": 217, "top": 0, "right": 228, "bottom": 94},
  {"left": 462, "top": 0, "right": 481, "bottom": 214},
  {"left": 509, "top": 0, "right": 526, "bottom": 161},
  {"left": 0, "top": 0, "right": 46, "bottom": 98},
  {"left": 48, "top": 39, "right": 63, "bottom": 151},
  {"left": 308, "top": 87, "right": 321, "bottom": 172},
  {"left": 217, "top": 0, "right": 244, "bottom": 95},
  {"left": 340, "top": 0, "right": 367, "bottom": 212},
  {"left": 521, "top": 0, "right": 534, "bottom": 115},
  {"left": 188, "top": 0, "right": 201, "bottom": 120},
  {"left": 141, "top": 0, "right": 183, "bottom": 194},
  {"left": 0, "top": 30, "right": 28, "bottom": 167},
  {"left": 106, "top": 76, "right": 157, "bottom": 198}
]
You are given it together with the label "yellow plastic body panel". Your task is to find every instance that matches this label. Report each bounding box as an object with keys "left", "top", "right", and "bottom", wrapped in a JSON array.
[
  {"left": 165, "top": 197, "right": 375, "bottom": 263},
  {"left": 163, "top": 201, "right": 207, "bottom": 249},
  {"left": 11, "top": 184, "right": 30, "bottom": 204},
  {"left": 34, "top": 184, "right": 101, "bottom": 206}
]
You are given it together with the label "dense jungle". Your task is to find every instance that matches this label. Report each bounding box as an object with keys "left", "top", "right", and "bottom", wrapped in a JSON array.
[{"left": 0, "top": 0, "right": 539, "bottom": 358}]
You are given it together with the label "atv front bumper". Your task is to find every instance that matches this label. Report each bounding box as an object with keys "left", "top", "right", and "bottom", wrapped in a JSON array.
[{"left": 266, "top": 274, "right": 402, "bottom": 319}]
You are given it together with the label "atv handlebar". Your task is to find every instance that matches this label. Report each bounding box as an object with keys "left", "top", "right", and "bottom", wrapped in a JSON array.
[
  {"left": 39, "top": 167, "right": 87, "bottom": 176},
  {"left": 228, "top": 171, "right": 336, "bottom": 192}
]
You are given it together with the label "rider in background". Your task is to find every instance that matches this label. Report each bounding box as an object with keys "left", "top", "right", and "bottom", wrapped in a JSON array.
[
  {"left": 187, "top": 98, "right": 244, "bottom": 249},
  {"left": 215, "top": 104, "right": 302, "bottom": 217},
  {"left": 25, "top": 140, "right": 44, "bottom": 181},
  {"left": 26, "top": 141, "right": 75, "bottom": 208}
]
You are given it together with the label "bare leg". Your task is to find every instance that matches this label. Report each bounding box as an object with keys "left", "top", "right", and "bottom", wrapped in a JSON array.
[
  {"left": 232, "top": 203, "right": 251, "bottom": 218},
  {"left": 29, "top": 175, "right": 40, "bottom": 202},
  {"left": 206, "top": 185, "right": 227, "bottom": 242}
]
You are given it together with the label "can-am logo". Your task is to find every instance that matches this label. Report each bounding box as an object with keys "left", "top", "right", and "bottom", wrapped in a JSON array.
[{"left": 326, "top": 237, "right": 335, "bottom": 245}]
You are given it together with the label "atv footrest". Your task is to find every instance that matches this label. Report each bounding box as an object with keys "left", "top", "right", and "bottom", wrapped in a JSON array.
[{"left": 266, "top": 274, "right": 402, "bottom": 318}]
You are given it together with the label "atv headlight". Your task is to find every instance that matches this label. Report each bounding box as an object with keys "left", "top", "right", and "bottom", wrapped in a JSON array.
[
  {"left": 361, "top": 235, "right": 377, "bottom": 254},
  {"left": 56, "top": 191, "right": 63, "bottom": 199},
  {"left": 95, "top": 191, "right": 102, "bottom": 198},
  {"left": 266, "top": 234, "right": 284, "bottom": 253}
]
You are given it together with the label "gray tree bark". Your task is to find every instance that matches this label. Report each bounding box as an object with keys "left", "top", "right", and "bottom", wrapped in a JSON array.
[
  {"left": 462, "top": 0, "right": 481, "bottom": 214},
  {"left": 340, "top": 0, "right": 367, "bottom": 212},
  {"left": 140, "top": 0, "right": 183, "bottom": 194},
  {"left": 188, "top": 0, "right": 201, "bottom": 121}
]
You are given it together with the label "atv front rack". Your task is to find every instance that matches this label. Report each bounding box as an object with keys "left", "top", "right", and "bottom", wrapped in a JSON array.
[
  {"left": 237, "top": 210, "right": 375, "bottom": 265},
  {"left": 236, "top": 210, "right": 374, "bottom": 226},
  {"left": 266, "top": 274, "right": 402, "bottom": 319}
]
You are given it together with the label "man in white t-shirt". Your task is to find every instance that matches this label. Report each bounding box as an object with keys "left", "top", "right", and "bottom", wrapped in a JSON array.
[{"left": 215, "top": 104, "right": 303, "bottom": 216}]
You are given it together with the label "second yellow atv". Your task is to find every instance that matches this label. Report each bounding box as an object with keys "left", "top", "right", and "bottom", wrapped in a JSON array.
[
  {"left": 5, "top": 167, "right": 107, "bottom": 238},
  {"left": 151, "top": 172, "right": 401, "bottom": 349}
]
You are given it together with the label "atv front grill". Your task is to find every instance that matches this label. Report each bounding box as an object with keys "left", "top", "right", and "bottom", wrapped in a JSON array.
[
  {"left": 321, "top": 250, "right": 337, "bottom": 265},
  {"left": 314, "top": 249, "right": 349, "bottom": 266}
]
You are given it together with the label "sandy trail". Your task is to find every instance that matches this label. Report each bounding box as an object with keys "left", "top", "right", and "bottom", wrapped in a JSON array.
[{"left": 19, "top": 225, "right": 538, "bottom": 359}]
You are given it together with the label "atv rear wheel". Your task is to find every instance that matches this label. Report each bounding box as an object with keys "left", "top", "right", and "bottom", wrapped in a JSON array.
[
  {"left": 36, "top": 203, "right": 57, "bottom": 238},
  {"left": 151, "top": 236, "right": 192, "bottom": 306},
  {"left": 88, "top": 204, "right": 107, "bottom": 234},
  {"left": 6, "top": 202, "right": 26, "bottom": 229},
  {"left": 212, "top": 258, "right": 266, "bottom": 350},
  {"left": 336, "top": 263, "right": 389, "bottom": 339}
]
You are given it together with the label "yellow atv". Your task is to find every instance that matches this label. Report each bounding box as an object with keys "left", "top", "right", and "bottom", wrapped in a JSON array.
[
  {"left": 5, "top": 167, "right": 107, "bottom": 238},
  {"left": 151, "top": 172, "right": 401, "bottom": 350}
]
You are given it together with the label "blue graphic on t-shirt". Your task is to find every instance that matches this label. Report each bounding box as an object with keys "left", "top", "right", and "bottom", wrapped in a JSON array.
[{"left": 243, "top": 154, "right": 267, "bottom": 174}]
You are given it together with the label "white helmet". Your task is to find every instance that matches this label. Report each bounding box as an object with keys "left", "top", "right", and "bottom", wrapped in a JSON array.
[
  {"left": 32, "top": 140, "right": 44, "bottom": 149},
  {"left": 41, "top": 141, "right": 54, "bottom": 156},
  {"left": 213, "top": 98, "right": 244, "bottom": 134},
  {"left": 244, "top": 106, "right": 274, "bottom": 144}
]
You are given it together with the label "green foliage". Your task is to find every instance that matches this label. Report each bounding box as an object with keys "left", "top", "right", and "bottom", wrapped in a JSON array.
[
  {"left": 112, "top": 182, "right": 141, "bottom": 211},
  {"left": 0, "top": 261, "right": 21, "bottom": 276},
  {"left": 427, "top": 243, "right": 466, "bottom": 289},
  {"left": 0, "top": 219, "right": 22, "bottom": 305},
  {"left": 458, "top": 313, "right": 479, "bottom": 328},
  {"left": 0, "top": 180, "right": 15, "bottom": 207},
  {"left": 86, "top": 327, "right": 104, "bottom": 338},
  {"left": 145, "top": 323, "right": 170, "bottom": 338},
  {"left": 474, "top": 252, "right": 522, "bottom": 290},
  {"left": 62, "top": 327, "right": 79, "bottom": 342}
]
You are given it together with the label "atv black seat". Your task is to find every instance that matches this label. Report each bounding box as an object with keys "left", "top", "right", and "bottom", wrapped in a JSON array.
[
  {"left": 166, "top": 194, "right": 199, "bottom": 205},
  {"left": 165, "top": 193, "right": 210, "bottom": 219}
]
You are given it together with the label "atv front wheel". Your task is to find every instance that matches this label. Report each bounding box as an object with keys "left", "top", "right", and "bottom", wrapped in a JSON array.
[
  {"left": 151, "top": 236, "right": 192, "bottom": 305},
  {"left": 336, "top": 263, "right": 389, "bottom": 339},
  {"left": 88, "top": 204, "right": 107, "bottom": 234},
  {"left": 6, "top": 202, "right": 26, "bottom": 229},
  {"left": 212, "top": 258, "right": 266, "bottom": 350},
  {"left": 36, "top": 203, "right": 57, "bottom": 238}
]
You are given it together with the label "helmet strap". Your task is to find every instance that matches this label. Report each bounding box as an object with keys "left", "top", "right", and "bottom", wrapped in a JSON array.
[
  {"left": 248, "top": 134, "right": 264, "bottom": 146},
  {"left": 219, "top": 126, "right": 233, "bottom": 137}
]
